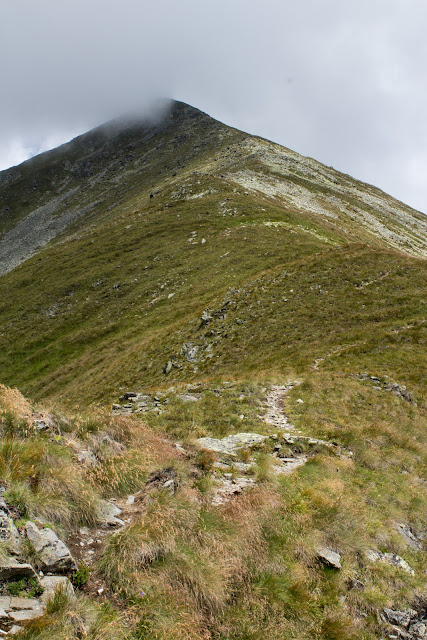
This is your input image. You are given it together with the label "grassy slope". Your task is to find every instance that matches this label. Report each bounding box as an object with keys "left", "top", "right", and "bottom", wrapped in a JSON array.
[{"left": 0, "top": 103, "right": 426, "bottom": 640}]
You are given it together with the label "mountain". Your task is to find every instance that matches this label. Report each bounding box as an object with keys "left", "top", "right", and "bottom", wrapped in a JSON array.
[{"left": 0, "top": 101, "right": 426, "bottom": 640}]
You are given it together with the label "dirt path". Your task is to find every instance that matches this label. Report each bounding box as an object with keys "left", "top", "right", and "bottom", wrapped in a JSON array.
[{"left": 262, "top": 382, "right": 303, "bottom": 434}]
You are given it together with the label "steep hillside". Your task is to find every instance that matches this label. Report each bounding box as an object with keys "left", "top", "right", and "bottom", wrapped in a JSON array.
[
  {"left": 0, "top": 100, "right": 426, "bottom": 405},
  {"left": 0, "top": 101, "right": 426, "bottom": 640}
]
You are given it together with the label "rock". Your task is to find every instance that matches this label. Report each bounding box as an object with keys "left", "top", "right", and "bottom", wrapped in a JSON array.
[
  {"left": 9, "top": 609, "right": 43, "bottom": 622},
  {"left": 383, "top": 608, "right": 418, "bottom": 628},
  {"left": 97, "top": 500, "right": 124, "bottom": 527},
  {"left": 163, "top": 360, "right": 173, "bottom": 375},
  {"left": 29, "top": 412, "right": 60, "bottom": 434},
  {"left": 8, "top": 626, "right": 23, "bottom": 636},
  {"left": 0, "top": 557, "right": 37, "bottom": 581},
  {"left": 119, "top": 392, "right": 138, "bottom": 402},
  {"left": 316, "top": 547, "right": 342, "bottom": 569},
  {"left": 76, "top": 449, "right": 98, "bottom": 467},
  {"left": 211, "top": 476, "right": 256, "bottom": 506},
  {"left": 196, "top": 433, "right": 269, "bottom": 457},
  {"left": 395, "top": 523, "right": 424, "bottom": 551},
  {"left": 365, "top": 549, "right": 415, "bottom": 575},
  {"left": 24, "top": 522, "right": 77, "bottom": 572},
  {"left": 145, "top": 468, "right": 178, "bottom": 495},
  {"left": 0, "top": 509, "right": 21, "bottom": 555},
  {"left": 200, "top": 310, "right": 212, "bottom": 326},
  {"left": 40, "top": 576, "right": 74, "bottom": 605},
  {"left": 179, "top": 394, "right": 200, "bottom": 403},
  {"left": 0, "top": 596, "right": 45, "bottom": 629},
  {"left": 409, "top": 621, "right": 427, "bottom": 639}
]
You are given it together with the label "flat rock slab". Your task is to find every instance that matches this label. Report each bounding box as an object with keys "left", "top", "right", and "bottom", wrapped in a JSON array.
[
  {"left": 197, "top": 433, "right": 269, "bottom": 456},
  {"left": 0, "top": 595, "right": 45, "bottom": 626},
  {"left": 25, "top": 521, "right": 77, "bottom": 572},
  {"left": 0, "top": 557, "right": 37, "bottom": 581}
]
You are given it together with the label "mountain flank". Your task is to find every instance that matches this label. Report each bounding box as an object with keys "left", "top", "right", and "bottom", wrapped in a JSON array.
[
  {"left": 0, "top": 101, "right": 426, "bottom": 640},
  {"left": 1, "top": 100, "right": 426, "bottom": 277}
]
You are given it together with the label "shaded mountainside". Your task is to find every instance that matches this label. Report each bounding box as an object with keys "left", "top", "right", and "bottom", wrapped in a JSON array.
[{"left": 0, "top": 101, "right": 426, "bottom": 640}]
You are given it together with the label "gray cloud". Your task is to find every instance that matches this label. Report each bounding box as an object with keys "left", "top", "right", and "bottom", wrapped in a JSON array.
[{"left": 1, "top": 0, "right": 426, "bottom": 212}]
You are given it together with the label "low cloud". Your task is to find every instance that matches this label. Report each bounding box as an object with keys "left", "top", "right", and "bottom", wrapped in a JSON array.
[{"left": 1, "top": 0, "right": 426, "bottom": 212}]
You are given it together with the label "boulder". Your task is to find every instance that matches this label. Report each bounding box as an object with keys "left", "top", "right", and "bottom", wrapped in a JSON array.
[
  {"left": 29, "top": 412, "right": 60, "bottom": 434},
  {"left": 97, "top": 500, "right": 124, "bottom": 526},
  {"left": 316, "top": 547, "right": 342, "bottom": 569},
  {"left": 24, "top": 522, "right": 77, "bottom": 572},
  {"left": 0, "top": 557, "right": 37, "bottom": 581},
  {"left": 40, "top": 576, "right": 74, "bottom": 605}
]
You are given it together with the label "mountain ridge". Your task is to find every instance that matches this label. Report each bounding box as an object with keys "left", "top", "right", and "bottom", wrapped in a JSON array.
[
  {"left": 1, "top": 100, "right": 426, "bottom": 277},
  {"left": 0, "top": 101, "right": 426, "bottom": 640}
]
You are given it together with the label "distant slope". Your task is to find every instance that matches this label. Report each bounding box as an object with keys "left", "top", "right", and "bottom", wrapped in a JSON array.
[{"left": 0, "top": 100, "right": 426, "bottom": 405}]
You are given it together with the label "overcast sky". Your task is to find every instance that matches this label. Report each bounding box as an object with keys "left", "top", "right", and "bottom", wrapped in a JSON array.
[{"left": 1, "top": 0, "right": 426, "bottom": 213}]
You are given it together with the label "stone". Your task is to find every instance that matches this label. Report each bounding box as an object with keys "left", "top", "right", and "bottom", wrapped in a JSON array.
[
  {"left": 0, "top": 557, "right": 37, "bottom": 581},
  {"left": 97, "top": 500, "right": 124, "bottom": 527},
  {"left": 29, "top": 412, "right": 59, "bottom": 434},
  {"left": 383, "top": 608, "right": 417, "bottom": 628},
  {"left": 9, "top": 609, "right": 42, "bottom": 622},
  {"left": 9, "top": 598, "right": 41, "bottom": 610},
  {"left": 365, "top": 549, "right": 415, "bottom": 575},
  {"left": 145, "top": 468, "right": 178, "bottom": 495},
  {"left": 395, "top": 523, "right": 423, "bottom": 551},
  {"left": 0, "top": 509, "right": 21, "bottom": 554},
  {"left": 196, "top": 433, "right": 269, "bottom": 457},
  {"left": 25, "top": 522, "right": 77, "bottom": 572},
  {"left": 163, "top": 360, "right": 173, "bottom": 375},
  {"left": 409, "top": 621, "right": 427, "bottom": 639},
  {"left": 179, "top": 394, "right": 200, "bottom": 403},
  {"left": 40, "top": 576, "right": 74, "bottom": 605},
  {"left": 0, "top": 596, "right": 45, "bottom": 629},
  {"left": 316, "top": 547, "right": 342, "bottom": 569},
  {"left": 211, "top": 476, "right": 256, "bottom": 506}
]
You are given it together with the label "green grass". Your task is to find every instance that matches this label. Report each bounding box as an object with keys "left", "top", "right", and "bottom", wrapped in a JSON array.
[{"left": 0, "top": 101, "right": 426, "bottom": 639}]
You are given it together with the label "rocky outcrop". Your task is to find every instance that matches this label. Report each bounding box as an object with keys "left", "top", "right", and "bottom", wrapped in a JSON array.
[
  {"left": 365, "top": 549, "right": 415, "bottom": 575},
  {"left": 0, "top": 507, "right": 21, "bottom": 556},
  {"left": 383, "top": 606, "right": 427, "bottom": 639},
  {"left": 24, "top": 522, "right": 77, "bottom": 572},
  {"left": 39, "top": 576, "right": 74, "bottom": 605}
]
